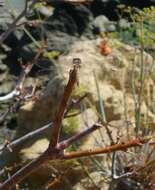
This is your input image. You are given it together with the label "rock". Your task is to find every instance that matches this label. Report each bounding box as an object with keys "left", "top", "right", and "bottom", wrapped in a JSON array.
[
  {"left": 93, "top": 15, "right": 116, "bottom": 33},
  {"left": 20, "top": 138, "right": 49, "bottom": 161},
  {"left": 0, "top": 62, "right": 7, "bottom": 72},
  {"left": 0, "top": 80, "right": 15, "bottom": 95},
  {"left": 0, "top": 3, "right": 94, "bottom": 67},
  {"left": 44, "top": 3, "right": 94, "bottom": 38},
  {"left": 46, "top": 31, "right": 76, "bottom": 53},
  {"left": 16, "top": 37, "right": 155, "bottom": 151}
]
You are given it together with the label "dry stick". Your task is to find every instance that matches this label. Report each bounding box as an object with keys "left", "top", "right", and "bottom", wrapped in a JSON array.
[
  {"left": 0, "top": 92, "right": 87, "bottom": 155},
  {"left": 17, "top": 46, "right": 45, "bottom": 90},
  {"left": 0, "top": 138, "right": 149, "bottom": 189},
  {"left": 0, "top": 122, "right": 153, "bottom": 165},
  {"left": 58, "top": 123, "right": 103, "bottom": 149},
  {"left": 0, "top": 92, "right": 87, "bottom": 156},
  {"left": 63, "top": 138, "right": 149, "bottom": 159},
  {"left": 0, "top": 44, "right": 46, "bottom": 102},
  {"left": 0, "top": 64, "right": 150, "bottom": 189},
  {"left": 49, "top": 66, "right": 78, "bottom": 148},
  {"left": 0, "top": 123, "right": 52, "bottom": 154},
  {"left": 0, "top": 66, "right": 78, "bottom": 190}
]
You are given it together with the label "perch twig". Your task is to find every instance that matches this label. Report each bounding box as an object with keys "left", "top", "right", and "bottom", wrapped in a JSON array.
[
  {"left": 0, "top": 61, "right": 150, "bottom": 190},
  {"left": 0, "top": 44, "right": 46, "bottom": 102},
  {"left": 49, "top": 65, "right": 78, "bottom": 148},
  {"left": 63, "top": 138, "right": 149, "bottom": 159}
]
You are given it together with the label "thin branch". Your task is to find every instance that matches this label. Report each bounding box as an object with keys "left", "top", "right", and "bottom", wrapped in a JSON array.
[
  {"left": 113, "top": 171, "right": 134, "bottom": 180},
  {"left": 0, "top": 58, "right": 150, "bottom": 190},
  {"left": 0, "top": 136, "right": 149, "bottom": 190},
  {"left": 16, "top": 45, "right": 46, "bottom": 90},
  {"left": 0, "top": 123, "right": 52, "bottom": 154},
  {"left": 49, "top": 65, "right": 78, "bottom": 148},
  {"left": 62, "top": 138, "right": 150, "bottom": 159},
  {"left": 58, "top": 123, "right": 103, "bottom": 149},
  {"left": 111, "top": 152, "right": 116, "bottom": 179},
  {"left": 0, "top": 44, "right": 46, "bottom": 102},
  {"left": 0, "top": 89, "right": 20, "bottom": 101}
]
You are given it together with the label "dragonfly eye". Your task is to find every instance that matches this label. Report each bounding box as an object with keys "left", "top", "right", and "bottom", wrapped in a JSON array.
[{"left": 72, "top": 58, "right": 81, "bottom": 66}]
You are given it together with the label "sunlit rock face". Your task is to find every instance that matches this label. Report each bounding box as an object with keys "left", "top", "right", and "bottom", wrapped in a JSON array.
[{"left": 17, "top": 37, "right": 155, "bottom": 153}]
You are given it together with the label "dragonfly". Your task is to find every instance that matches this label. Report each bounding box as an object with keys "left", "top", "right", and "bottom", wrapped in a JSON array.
[{"left": 72, "top": 58, "right": 82, "bottom": 85}]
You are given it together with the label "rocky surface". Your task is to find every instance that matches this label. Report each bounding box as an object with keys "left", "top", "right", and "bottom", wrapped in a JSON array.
[{"left": 56, "top": 38, "right": 155, "bottom": 127}]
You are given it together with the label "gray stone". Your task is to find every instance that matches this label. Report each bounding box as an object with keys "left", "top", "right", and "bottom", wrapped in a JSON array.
[{"left": 93, "top": 15, "right": 116, "bottom": 33}]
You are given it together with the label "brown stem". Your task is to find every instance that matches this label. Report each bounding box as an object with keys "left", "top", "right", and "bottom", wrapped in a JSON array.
[
  {"left": 17, "top": 46, "right": 45, "bottom": 90},
  {"left": 0, "top": 137, "right": 149, "bottom": 189},
  {"left": 58, "top": 123, "right": 102, "bottom": 149},
  {"left": 0, "top": 44, "right": 46, "bottom": 102},
  {"left": 49, "top": 66, "right": 78, "bottom": 148},
  {"left": 62, "top": 138, "right": 149, "bottom": 159},
  {"left": 0, "top": 123, "right": 52, "bottom": 155}
]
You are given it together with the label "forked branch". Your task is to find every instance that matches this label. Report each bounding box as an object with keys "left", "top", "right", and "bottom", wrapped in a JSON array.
[
  {"left": 0, "top": 136, "right": 149, "bottom": 190},
  {"left": 0, "top": 61, "right": 150, "bottom": 190},
  {"left": 0, "top": 43, "right": 46, "bottom": 102}
]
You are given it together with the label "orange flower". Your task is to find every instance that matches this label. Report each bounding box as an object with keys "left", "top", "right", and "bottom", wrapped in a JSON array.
[{"left": 99, "top": 40, "right": 112, "bottom": 56}]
